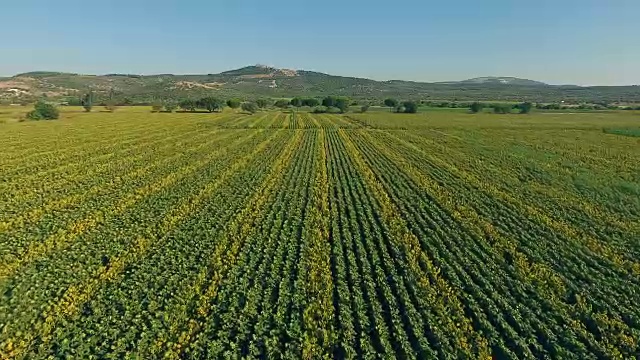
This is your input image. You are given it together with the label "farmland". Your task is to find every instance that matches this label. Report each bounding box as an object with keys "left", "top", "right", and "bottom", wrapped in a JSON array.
[{"left": 1, "top": 107, "right": 639, "bottom": 359}]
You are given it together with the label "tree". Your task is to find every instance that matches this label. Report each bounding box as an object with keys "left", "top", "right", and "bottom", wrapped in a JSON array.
[
  {"left": 151, "top": 101, "right": 163, "bottom": 113},
  {"left": 322, "top": 96, "right": 337, "bottom": 108},
  {"left": 164, "top": 100, "right": 178, "bottom": 112},
  {"left": 334, "top": 97, "right": 350, "bottom": 113},
  {"left": 290, "top": 97, "right": 303, "bottom": 108},
  {"left": 226, "top": 98, "right": 241, "bottom": 109},
  {"left": 104, "top": 88, "right": 117, "bottom": 112},
  {"left": 518, "top": 102, "right": 533, "bottom": 114},
  {"left": 274, "top": 99, "right": 289, "bottom": 109},
  {"left": 470, "top": 102, "right": 484, "bottom": 113},
  {"left": 493, "top": 104, "right": 512, "bottom": 114},
  {"left": 198, "top": 97, "right": 224, "bottom": 112},
  {"left": 179, "top": 99, "right": 196, "bottom": 112},
  {"left": 27, "top": 101, "right": 59, "bottom": 120},
  {"left": 384, "top": 98, "right": 398, "bottom": 110},
  {"left": 303, "top": 98, "right": 319, "bottom": 107},
  {"left": 361, "top": 105, "right": 370, "bottom": 113},
  {"left": 256, "top": 99, "right": 269, "bottom": 108},
  {"left": 82, "top": 92, "right": 94, "bottom": 112},
  {"left": 241, "top": 102, "right": 259, "bottom": 114},
  {"left": 402, "top": 101, "right": 418, "bottom": 113}
]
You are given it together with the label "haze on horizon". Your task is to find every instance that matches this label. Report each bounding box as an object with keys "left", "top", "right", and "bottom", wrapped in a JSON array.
[{"left": 1, "top": 0, "right": 638, "bottom": 86}]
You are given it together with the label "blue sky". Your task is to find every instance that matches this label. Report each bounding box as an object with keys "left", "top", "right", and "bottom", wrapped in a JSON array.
[{"left": 1, "top": 0, "right": 638, "bottom": 85}]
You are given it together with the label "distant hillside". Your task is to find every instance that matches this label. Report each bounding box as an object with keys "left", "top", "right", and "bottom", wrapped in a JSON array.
[
  {"left": 1, "top": 65, "right": 639, "bottom": 104},
  {"left": 454, "top": 77, "right": 548, "bottom": 86}
]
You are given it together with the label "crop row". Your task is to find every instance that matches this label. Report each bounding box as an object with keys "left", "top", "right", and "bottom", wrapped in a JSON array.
[
  {"left": 1, "top": 111, "right": 638, "bottom": 358},
  {"left": 0, "top": 126, "right": 288, "bottom": 357},
  {"left": 354, "top": 129, "right": 640, "bottom": 357}
]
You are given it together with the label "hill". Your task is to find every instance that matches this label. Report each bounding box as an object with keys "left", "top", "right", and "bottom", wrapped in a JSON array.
[
  {"left": 456, "top": 76, "right": 548, "bottom": 86},
  {"left": 1, "top": 65, "right": 639, "bottom": 104}
]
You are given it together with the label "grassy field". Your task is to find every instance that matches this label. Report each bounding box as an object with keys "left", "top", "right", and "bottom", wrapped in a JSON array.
[{"left": 0, "top": 107, "right": 639, "bottom": 358}]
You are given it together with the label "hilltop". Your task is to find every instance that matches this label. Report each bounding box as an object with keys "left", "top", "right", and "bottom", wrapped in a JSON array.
[
  {"left": 442, "top": 76, "right": 548, "bottom": 86},
  {"left": 1, "top": 65, "right": 639, "bottom": 103}
]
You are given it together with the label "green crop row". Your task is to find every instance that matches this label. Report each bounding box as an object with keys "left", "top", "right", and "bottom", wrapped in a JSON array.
[{"left": 0, "top": 110, "right": 638, "bottom": 358}]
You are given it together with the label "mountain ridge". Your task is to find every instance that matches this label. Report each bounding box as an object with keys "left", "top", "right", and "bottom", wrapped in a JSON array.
[
  {"left": 438, "top": 76, "right": 548, "bottom": 86},
  {"left": 11, "top": 68, "right": 549, "bottom": 86},
  {"left": 1, "top": 65, "right": 639, "bottom": 103}
]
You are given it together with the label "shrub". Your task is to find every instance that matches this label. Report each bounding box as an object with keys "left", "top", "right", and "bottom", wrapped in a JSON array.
[
  {"left": 274, "top": 99, "right": 289, "bottom": 109},
  {"left": 361, "top": 105, "right": 370, "bottom": 113},
  {"left": 302, "top": 98, "right": 319, "bottom": 107},
  {"left": 402, "top": 101, "right": 418, "bottom": 113},
  {"left": 241, "top": 102, "right": 259, "bottom": 114},
  {"left": 290, "top": 97, "right": 303, "bottom": 107},
  {"left": 392, "top": 101, "right": 419, "bottom": 114},
  {"left": 493, "top": 104, "right": 512, "bottom": 114},
  {"left": 334, "top": 98, "right": 350, "bottom": 113},
  {"left": 164, "top": 101, "right": 178, "bottom": 113},
  {"left": 65, "top": 97, "right": 82, "bottom": 106},
  {"left": 105, "top": 102, "right": 118, "bottom": 112},
  {"left": 82, "top": 92, "right": 94, "bottom": 112},
  {"left": 384, "top": 98, "right": 398, "bottom": 109},
  {"left": 226, "top": 99, "right": 241, "bottom": 109},
  {"left": 518, "top": 102, "right": 533, "bottom": 114},
  {"left": 312, "top": 106, "right": 328, "bottom": 113},
  {"left": 542, "top": 103, "right": 561, "bottom": 110},
  {"left": 27, "top": 101, "right": 59, "bottom": 120},
  {"left": 470, "top": 102, "right": 484, "bottom": 113},
  {"left": 255, "top": 99, "right": 269, "bottom": 108},
  {"left": 151, "top": 102, "right": 163, "bottom": 113},
  {"left": 322, "top": 96, "right": 336, "bottom": 108}
]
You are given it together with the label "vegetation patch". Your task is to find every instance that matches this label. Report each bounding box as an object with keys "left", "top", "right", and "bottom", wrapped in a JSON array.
[{"left": 603, "top": 127, "right": 640, "bottom": 137}]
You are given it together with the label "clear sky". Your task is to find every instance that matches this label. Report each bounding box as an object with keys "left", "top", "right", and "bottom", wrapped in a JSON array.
[{"left": 1, "top": 0, "right": 638, "bottom": 85}]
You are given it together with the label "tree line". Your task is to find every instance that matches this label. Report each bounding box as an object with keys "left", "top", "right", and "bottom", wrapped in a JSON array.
[
  {"left": 469, "top": 101, "right": 533, "bottom": 114},
  {"left": 28, "top": 90, "right": 636, "bottom": 122},
  {"left": 383, "top": 99, "right": 419, "bottom": 113},
  {"left": 151, "top": 96, "right": 358, "bottom": 114},
  {"left": 75, "top": 92, "right": 424, "bottom": 115}
]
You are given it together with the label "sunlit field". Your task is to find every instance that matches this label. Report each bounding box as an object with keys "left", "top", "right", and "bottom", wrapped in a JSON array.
[{"left": 1, "top": 107, "right": 639, "bottom": 358}]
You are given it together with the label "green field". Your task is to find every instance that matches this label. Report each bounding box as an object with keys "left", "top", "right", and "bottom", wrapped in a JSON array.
[{"left": 1, "top": 107, "right": 639, "bottom": 358}]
